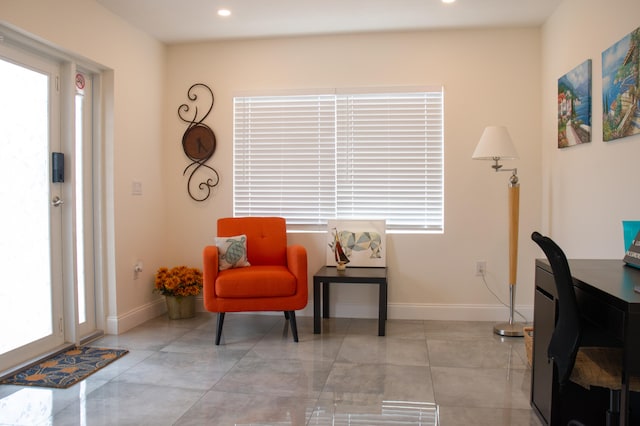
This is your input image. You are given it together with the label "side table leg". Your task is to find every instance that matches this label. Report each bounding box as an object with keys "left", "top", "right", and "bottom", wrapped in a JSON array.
[
  {"left": 379, "top": 280, "right": 387, "bottom": 336},
  {"left": 314, "top": 279, "right": 321, "bottom": 334},
  {"left": 323, "top": 282, "right": 330, "bottom": 318}
]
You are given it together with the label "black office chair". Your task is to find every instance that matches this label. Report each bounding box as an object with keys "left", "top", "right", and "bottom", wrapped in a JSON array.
[{"left": 531, "top": 232, "right": 640, "bottom": 426}]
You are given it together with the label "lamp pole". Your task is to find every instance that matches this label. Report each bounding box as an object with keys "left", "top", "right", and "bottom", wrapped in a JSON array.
[{"left": 494, "top": 169, "right": 523, "bottom": 337}]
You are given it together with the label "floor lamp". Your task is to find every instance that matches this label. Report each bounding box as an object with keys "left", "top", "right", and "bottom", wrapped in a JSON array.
[{"left": 472, "top": 126, "right": 524, "bottom": 337}]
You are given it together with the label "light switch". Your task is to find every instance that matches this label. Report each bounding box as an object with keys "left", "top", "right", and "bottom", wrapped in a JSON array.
[{"left": 132, "top": 181, "right": 142, "bottom": 196}]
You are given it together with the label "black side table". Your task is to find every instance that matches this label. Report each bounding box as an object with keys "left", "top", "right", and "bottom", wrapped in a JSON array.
[{"left": 313, "top": 266, "right": 388, "bottom": 336}]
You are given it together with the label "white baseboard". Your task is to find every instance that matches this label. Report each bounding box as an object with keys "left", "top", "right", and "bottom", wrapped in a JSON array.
[
  {"left": 106, "top": 298, "right": 533, "bottom": 334},
  {"left": 387, "top": 302, "right": 533, "bottom": 323},
  {"left": 105, "top": 298, "right": 166, "bottom": 334},
  {"left": 298, "top": 301, "right": 533, "bottom": 323}
]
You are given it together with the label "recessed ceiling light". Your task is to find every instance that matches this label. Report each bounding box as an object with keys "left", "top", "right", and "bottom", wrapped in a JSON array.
[
  {"left": 442, "top": 0, "right": 456, "bottom": 4},
  {"left": 217, "top": 9, "right": 231, "bottom": 17}
]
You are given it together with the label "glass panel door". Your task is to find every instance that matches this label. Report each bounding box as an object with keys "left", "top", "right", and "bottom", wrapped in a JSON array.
[
  {"left": 0, "top": 46, "right": 64, "bottom": 372},
  {"left": 75, "top": 70, "right": 96, "bottom": 337}
]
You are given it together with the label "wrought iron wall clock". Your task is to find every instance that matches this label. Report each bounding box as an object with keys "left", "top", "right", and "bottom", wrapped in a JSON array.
[{"left": 178, "top": 83, "right": 219, "bottom": 202}]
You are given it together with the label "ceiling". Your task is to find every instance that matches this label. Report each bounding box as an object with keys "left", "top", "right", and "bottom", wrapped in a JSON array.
[{"left": 95, "top": 0, "right": 563, "bottom": 44}]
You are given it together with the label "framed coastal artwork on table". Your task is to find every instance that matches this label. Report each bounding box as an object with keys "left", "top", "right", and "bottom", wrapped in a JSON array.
[
  {"left": 602, "top": 26, "right": 640, "bottom": 142},
  {"left": 558, "top": 59, "right": 592, "bottom": 148},
  {"left": 326, "top": 219, "right": 386, "bottom": 268}
]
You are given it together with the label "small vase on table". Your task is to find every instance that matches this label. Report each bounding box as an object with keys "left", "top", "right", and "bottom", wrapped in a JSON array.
[{"left": 333, "top": 228, "right": 350, "bottom": 271}]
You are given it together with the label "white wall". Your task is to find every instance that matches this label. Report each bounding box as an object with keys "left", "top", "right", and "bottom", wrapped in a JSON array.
[
  {"left": 1, "top": 0, "right": 549, "bottom": 332},
  {"left": 2, "top": 0, "right": 168, "bottom": 332},
  {"left": 165, "top": 29, "right": 543, "bottom": 321},
  {"left": 541, "top": 0, "right": 640, "bottom": 258}
]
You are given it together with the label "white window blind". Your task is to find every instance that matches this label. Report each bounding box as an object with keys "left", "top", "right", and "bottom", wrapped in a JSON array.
[{"left": 233, "top": 88, "right": 444, "bottom": 232}]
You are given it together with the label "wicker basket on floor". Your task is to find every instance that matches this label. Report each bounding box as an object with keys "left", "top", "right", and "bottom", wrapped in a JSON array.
[{"left": 524, "top": 326, "right": 534, "bottom": 366}]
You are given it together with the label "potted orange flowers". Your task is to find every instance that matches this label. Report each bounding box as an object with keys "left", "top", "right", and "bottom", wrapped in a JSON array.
[{"left": 154, "top": 266, "right": 202, "bottom": 319}]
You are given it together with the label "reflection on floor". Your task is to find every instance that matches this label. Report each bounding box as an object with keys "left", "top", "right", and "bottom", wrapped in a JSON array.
[
  {"left": 307, "top": 400, "right": 439, "bottom": 425},
  {"left": 0, "top": 313, "right": 542, "bottom": 425}
]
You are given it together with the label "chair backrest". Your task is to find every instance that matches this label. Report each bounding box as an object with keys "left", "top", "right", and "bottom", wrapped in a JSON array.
[
  {"left": 531, "top": 231, "right": 582, "bottom": 389},
  {"left": 217, "top": 217, "right": 288, "bottom": 266}
]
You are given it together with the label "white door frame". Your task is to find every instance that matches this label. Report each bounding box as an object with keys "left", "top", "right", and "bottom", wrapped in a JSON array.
[{"left": 0, "top": 28, "right": 105, "bottom": 373}]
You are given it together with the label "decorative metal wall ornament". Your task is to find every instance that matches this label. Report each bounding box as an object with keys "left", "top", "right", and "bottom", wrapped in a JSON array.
[{"left": 178, "top": 83, "right": 219, "bottom": 201}]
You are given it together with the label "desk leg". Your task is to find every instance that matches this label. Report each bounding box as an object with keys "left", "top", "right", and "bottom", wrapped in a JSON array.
[
  {"left": 379, "top": 280, "right": 387, "bottom": 336},
  {"left": 313, "top": 278, "right": 321, "bottom": 334},
  {"left": 323, "top": 282, "right": 330, "bottom": 318},
  {"left": 620, "top": 382, "right": 629, "bottom": 426},
  {"left": 621, "top": 313, "right": 640, "bottom": 425}
]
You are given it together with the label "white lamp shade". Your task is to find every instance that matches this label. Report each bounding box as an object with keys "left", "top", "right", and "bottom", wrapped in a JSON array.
[{"left": 472, "top": 126, "right": 519, "bottom": 160}]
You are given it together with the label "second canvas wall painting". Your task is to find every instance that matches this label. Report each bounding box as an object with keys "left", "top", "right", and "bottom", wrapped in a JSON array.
[
  {"left": 558, "top": 59, "right": 592, "bottom": 148},
  {"left": 602, "top": 26, "right": 640, "bottom": 142}
]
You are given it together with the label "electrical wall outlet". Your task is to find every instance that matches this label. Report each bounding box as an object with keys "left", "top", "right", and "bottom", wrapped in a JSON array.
[
  {"left": 475, "top": 260, "right": 487, "bottom": 276},
  {"left": 133, "top": 260, "right": 143, "bottom": 280}
]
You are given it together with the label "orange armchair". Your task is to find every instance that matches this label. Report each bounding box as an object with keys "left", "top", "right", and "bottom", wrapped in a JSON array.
[{"left": 203, "top": 217, "right": 308, "bottom": 345}]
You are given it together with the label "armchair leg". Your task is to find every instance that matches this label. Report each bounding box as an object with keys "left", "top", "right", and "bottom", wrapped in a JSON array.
[
  {"left": 215, "top": 312, "right": 225, "bottom": 345},
  {"left": 287, "top": 310, "right": 299, "bottom": 342},
  {"left": 284, "top": 311, "right": 290, "bottom": 320}
]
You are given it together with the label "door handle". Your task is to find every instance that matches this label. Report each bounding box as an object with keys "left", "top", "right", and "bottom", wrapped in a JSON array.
[{"left": 52, "top": 196, "right": 64, "bottom": 207}]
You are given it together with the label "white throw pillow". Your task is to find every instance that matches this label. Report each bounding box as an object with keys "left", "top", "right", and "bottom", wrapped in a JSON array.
[{"left": 216, "top": 234, "right": 251, "bottom": 270}]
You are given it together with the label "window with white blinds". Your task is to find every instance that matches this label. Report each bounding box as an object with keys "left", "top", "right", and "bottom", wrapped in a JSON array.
[{"left": 233, "top": 88, "right": 444, "bottom": 232}]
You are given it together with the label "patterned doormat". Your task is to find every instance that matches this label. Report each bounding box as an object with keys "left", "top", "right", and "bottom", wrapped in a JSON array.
[{"left": 0, "top": 346, "right": 128, "bottom": 389}]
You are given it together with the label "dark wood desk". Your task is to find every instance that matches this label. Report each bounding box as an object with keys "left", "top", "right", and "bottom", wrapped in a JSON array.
[
  {"left": 532, "top": 259, "right": 640, "bottom": 426},
  {"left": 313, "top": 266, "right": 388, "bottom": 336}
]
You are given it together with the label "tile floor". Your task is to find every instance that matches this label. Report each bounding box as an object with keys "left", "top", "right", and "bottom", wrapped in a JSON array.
[{"left": 0, "top": 314, "right": 543, "bottom": 425}]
